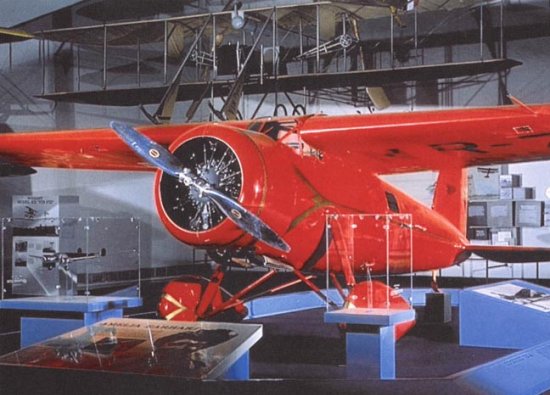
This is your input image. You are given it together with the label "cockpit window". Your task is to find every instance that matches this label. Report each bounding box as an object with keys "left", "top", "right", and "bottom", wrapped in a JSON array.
[{"left": 385, "top": 192, "right": 400, "bottom": 213}]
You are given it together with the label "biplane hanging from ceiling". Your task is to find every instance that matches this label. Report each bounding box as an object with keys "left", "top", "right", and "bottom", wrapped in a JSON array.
[{"left": 3, "top": 1, "right": 520, "bottom": 122}]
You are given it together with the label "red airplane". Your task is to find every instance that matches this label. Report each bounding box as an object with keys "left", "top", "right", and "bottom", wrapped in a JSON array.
[{"left": 2, "top": 98, "right": 550, "bottom": 338}]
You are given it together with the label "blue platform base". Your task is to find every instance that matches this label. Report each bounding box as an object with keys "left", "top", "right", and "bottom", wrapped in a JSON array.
[
  {"left": 460, "top": 280, "right": 550, "bottom": 349},
  {"left": 19, "top": 312, "right": 126, "bottom": 347},
  {"left": 245, "top": 289, "right": 344, "bottom": 319},
  {"left": 346, "top": 327, "right": 396, "bottom": 379},
  {"left": 223, "top": 352, "right": 250, "bottom": 380},
  {"left": 244, "top": 288, "right": 460, "bottom": 320},
  {"left": 0, "top": 296, "right": 142, "bottom": 348},
  {"left": 454, "top": 339, "right": 550, "bottom": 395},
  {"left": 325, "top": 308, "right": 415, "bottom": 380},
  {"left": 21, "top": 318, "right": 83, "bottom": 348}
]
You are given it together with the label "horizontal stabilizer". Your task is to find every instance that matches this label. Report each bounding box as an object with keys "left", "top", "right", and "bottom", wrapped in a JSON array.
[{"left": 466, "top": 245, "right": 550, "bottom": 263}]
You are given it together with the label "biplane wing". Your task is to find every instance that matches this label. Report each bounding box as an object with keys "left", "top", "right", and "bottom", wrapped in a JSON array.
[
  {"left": 31, "top": 1, "right": 408, "bottom": 48},
  {"left": 334, "top": 0, "right": 478, "bottom": 12},
  {"left": 36, "top": 58, "right": 520, "bottom": 106},
  {"left": 34, "top": 2, "right": 324, "bottom": 47}
]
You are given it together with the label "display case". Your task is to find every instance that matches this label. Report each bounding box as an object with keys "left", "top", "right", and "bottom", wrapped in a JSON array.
[
  {"left": 323, "top": 213, "right": 415, "bottom": 380},
  {"left": 1, "top": 217, "right": 141, "bottom": 298},
  {"left": 0, "top": 318, "right": 262, "bottom": 380},
  {"left": 324, "top": 213, "right": 414, "bottom": 310}
]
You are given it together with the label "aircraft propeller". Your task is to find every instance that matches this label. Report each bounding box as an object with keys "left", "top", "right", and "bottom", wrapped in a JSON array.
[{"left": 109, "top": 121, "right": 290, "bottom": 253}]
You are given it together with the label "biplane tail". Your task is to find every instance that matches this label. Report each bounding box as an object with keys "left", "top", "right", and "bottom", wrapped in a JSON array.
[{"left": 466, "top": 245, "right": 550, "bottom": 263}]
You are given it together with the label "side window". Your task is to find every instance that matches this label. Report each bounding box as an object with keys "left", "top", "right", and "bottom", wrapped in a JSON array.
[{"left": 385, "top": 192, "right": 400, "bottom": 213}]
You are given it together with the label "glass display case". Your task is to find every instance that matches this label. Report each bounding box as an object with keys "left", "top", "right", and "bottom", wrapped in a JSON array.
[
  {"left": 0, "top": 318, "right": 262, "bottom": 379},
  {"left": 1, "top": 217, "right": 141, "bottom": 298},
  {"left": 324, "top": 213, "right": 414, "bottom": 309}
]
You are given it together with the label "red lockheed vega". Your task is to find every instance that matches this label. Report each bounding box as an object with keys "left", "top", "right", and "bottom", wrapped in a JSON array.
[{"left": 2, "top": 98, "right": 550, "bottom": 338}]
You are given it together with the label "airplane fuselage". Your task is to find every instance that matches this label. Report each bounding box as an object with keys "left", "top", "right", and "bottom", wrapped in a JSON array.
[{"left": 153, "top": 122, "right": 469, "bottom": 276}]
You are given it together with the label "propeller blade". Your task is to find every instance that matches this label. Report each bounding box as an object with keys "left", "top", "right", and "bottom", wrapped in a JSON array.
[
  {"left": 202, "top": 187, "right": 291, "bottom": 253},
  {"left": 110, "top": 121, "right": 183, "bottom": 178},
  {"left": 109, "top": 122, "right": 291, "bottom": 253}
]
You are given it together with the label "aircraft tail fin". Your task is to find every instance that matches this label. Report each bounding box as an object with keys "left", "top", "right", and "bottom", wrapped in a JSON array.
[
  {"left": 466, "top": 245, "right": 550, "bottom": 263},
  {"left": 432, "top": 167, "right": 468, "bottom": 236}
]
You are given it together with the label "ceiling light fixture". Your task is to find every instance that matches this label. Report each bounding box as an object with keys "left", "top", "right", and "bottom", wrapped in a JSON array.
[{"left": 231, "top": 4, "right": 245, "bottom": 30}]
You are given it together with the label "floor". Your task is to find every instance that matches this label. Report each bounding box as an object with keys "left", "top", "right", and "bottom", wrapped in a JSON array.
[
  {"left": 0, "top": 285, "right": 516, "bottom": 394},
  {"left": 248, "top": 307, "right": 512, "bottom": 380}
]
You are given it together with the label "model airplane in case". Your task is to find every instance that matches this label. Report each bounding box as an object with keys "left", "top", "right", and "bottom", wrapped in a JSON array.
[{"left": 1, "top": 98, "right": 550, "bottom": 338}]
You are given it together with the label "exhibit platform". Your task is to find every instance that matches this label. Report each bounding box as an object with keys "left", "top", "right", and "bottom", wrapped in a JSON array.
[
  {"left": 460, "top": 280, "right": 550, "bottom": 349},
  {"left": 0, "top": 306, "right": 515, "bottom": 394},
  {"left": 0, "top": 317, "right": 262, "bottom": 380},
  {"left": 2, "top": 276, "right": 550, "bottom": 393},
  {"left": 0, "top": 295, "right": 142, "bottom": 347},
  {"left": 324, "top": 307, "right": 416, "bottom": 379}
]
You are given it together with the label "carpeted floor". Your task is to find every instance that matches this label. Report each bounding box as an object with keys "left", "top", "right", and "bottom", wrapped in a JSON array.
[
  {"left": 247, "top": 307, "right": 513, "bottom": 380},
  {"left": 0, "top": 278, "right": 519, "bottom": 394}
]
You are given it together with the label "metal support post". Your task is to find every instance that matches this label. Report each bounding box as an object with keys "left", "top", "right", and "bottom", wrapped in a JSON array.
[
  {"left": 272, "top": 6, "right": 278, "bottom": 108},
  {"left": 163, "top": 20, "right": 168, "bottom": 84},
  {"left": 342, "top": 13, "right": 347, "bottom": 72},
  {"left": 77, "top": 45, "right": 81, "bottom": 91},
  {"left": 102, "top": 25, "right": 107, "bottom": 90},
  {"left": 316, "top": 4, "right": 320, "bottom": 73},
  {"left": 499, "top": 0, "right": 504, "bottom": 58},
  {"left": 210, "top": 15, "right": 217, "bottom": 120},
  {"left": 41, "top": 38, "right": 46, "bottom": 95},
  {"left": 479, "top": 4, "right": 484, "bottom": 60},
  {"left": 390, "top": 15, "right": 394, "bottom": 69},
  {"left": 385, "top": 216, "right": 390, "bottom": 308},
  {"left": 299, "top": 17, "right": 304, "bottom": 73},
  {"left": 136, "top": 219, "right": 141, "bottom": 298},
  {"left": 137, "top": 37, "right": 141, "bottom": 87}
]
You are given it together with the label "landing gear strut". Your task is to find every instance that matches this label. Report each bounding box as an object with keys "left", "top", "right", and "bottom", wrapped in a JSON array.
[{"left": 158, "top": 264, "right": 328, "bottom": 322}]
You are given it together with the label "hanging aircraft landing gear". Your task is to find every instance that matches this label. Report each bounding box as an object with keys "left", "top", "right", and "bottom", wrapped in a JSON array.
[
  {"left": 157, "top": 265, "right": 249, "bottom": 323},
  {"left": 157, "top": 257, "right": 338, "bottom": 323}
]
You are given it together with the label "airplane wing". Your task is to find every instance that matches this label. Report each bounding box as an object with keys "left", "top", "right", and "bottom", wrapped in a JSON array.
[
  {"left": 0, "top": 102, "right": 549, "bottom": 176},
  {"left": 0, "top": 119, "right": 263, "bottom": 173},
  {"left": 36, "top": 2, "right": 325, "bottom": 47},
  {"left": 299, "top": 101, "right": 550, "bottom": 174},
  {"left": 0, "top": 123, "right": 196, "bottom": 172},
  {"left": 37, "top": 59, "right": 520, "bottom": 106}
]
